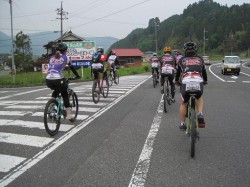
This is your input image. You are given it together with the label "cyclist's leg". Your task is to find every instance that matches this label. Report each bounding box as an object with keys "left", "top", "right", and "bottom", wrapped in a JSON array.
[
  {"left": 179, "top": 84, "right": 189, "bottom": 129},
  {"left": 156, "top": 67, "right": 159, "bottom": 79},
  {"left": 46, "top": 79, "right": 58, "bottom": 99},
  {"left": 160, "top": 73, "right": 165, "bottom": 94},
  {"left": 195, "top": 83, "right": 205, "bottom": 127},
  {"left": 168, "top": 75, "right": 175, "bottom": 99}
]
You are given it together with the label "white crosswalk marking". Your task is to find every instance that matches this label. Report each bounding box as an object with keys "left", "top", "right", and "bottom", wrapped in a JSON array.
[
  {"left": 0, "top": 74, "right": 150, "bottom": 182},
  {"left": 0, "top": 154, "right": 26, "bottom": 172},
  {"left": 0, "top": 132, "right": 53, "bottom": 147}
]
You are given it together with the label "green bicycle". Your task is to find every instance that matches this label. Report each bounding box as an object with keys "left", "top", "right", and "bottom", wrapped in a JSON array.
[{"left": 44, "top": 78, "right": 79, "bottom": 136}]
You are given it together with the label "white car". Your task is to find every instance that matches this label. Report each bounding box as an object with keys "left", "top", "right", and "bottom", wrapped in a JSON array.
[
  {"left": 202, "top": 56, "right": 211, "bottom": 65},
  {"left": 221, "top": 56, "right": 241, "bottom": 75}
]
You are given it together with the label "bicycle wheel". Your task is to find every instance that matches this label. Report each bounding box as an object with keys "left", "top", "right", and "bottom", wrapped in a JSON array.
[
  {"left": 115, "top": 71, "right": 119, "bottom": 85},
  {"left": 102, "top": 77, "right": 109, "bottom": 98},
  {"left": 108, "top": 73, "right": 113, "bottom": 86},
  {"left": 190, "top": 108, "right": 197, "bottom": 158},
  {"left": 68, "top": 90, "right": 79, "bottom": 122},
  {"left": 166, "top": 80, "right": 172, "bottom": 105},
  {"left": 92, "top": 80, "right": 100, "bottom": 104},
  {"left": 44, "top": 99, "right": 60, "bottom": 136},
  {"left": 163, "top": 80, "right": 167, "bottom": 113}
]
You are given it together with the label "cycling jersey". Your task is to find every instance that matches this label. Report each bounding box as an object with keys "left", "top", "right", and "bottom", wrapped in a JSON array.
[
  {"left": 46, "top": 54, "right": 69, "bottom": 80},
  {"left": 175, "top": 56, "right": 207, "bottom": 83},
  {"left": 160, "top": 54, "right": 176, "bottom": 75},
  {"left": 150, "top": 56, "right": 160, "bottom": 68},
  {"left": 107, "top": 55, "right": 117, "bottom": 65}
]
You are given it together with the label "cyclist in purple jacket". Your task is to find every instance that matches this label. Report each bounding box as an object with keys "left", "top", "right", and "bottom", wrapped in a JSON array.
[{"left": 46, "top": 43, "right": 79, "bottom": 120}]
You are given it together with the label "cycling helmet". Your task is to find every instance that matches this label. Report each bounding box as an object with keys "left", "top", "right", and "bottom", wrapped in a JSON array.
[
  {"left": 97, "top": 47, "right": 104, "bottom": 53},
  {"left": 56, "top": 43, "right": 68, "bottom": 52},
  {"left": 183, "top": 42, "right": 197, "bottom": 51},
  {"left": 153, "top": 53, "right": 157, "bottom": 56},
  {"left": 163, "top": 47, "right": 172, "bottom": 53}
]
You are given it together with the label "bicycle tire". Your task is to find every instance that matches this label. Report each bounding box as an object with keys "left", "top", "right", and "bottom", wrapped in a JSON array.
[
  {"left": 92, "top": 80, "right": 100, "bottom": 104},
  {"left": 108, "top": 74, "right": 113, "bottom": 86},
  {"left": 68, "top": 90, "right": 79, "bottom": 122},
  {"left": 163, "top": 80, "right": 167, "bottom": 113},
  {"left": 190, "top": 107, "right": 196, "bottom": 158},
  {"left": 44, "top": 99, "right": 60, "bottom": 136},
  {"left": 102, "top": 77, "right": 109, "bottom": 98},
  {"left": 166, "top": 80, "right": 172, "bottom": 105}
]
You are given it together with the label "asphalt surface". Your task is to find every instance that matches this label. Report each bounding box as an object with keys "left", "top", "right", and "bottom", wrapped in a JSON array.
[{"left": 1, "top": 61, "right": 250, "bottom": 187}]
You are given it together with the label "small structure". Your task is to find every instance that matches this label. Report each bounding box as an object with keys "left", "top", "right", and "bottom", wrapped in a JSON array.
[
  {"left": 111, "top": 48, "right": 144, "bottom": 67},
  {"left": 43, "top": 30, "right": 85, "bottom": 56}
]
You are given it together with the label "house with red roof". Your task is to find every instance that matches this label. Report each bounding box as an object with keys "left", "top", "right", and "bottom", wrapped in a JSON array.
[{"left": 111, "top": 48, "right": 144, "bottom": 67}]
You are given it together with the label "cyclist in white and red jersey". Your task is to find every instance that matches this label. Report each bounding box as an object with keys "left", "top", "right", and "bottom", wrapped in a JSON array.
[
  {"left": 149, "top": 53, "right": 160, "bottom": 82},
  {"left": 160, "top": 47, "right": 176, "bottom": 102},
  {"left": 175, "top": 42, "right": 208, "bottom": 130}
]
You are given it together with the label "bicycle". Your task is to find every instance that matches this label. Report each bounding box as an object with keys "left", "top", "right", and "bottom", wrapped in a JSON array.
[
  {"left": 44, "top": 78, "right": 79, "bottom": 136},
  {"left": 108, "top": 68, "right": 119, "bottom": 86},
  {"left": 163, "top": 76, "right": 174, "bottom": 113},
  {"left": 152, "top": 68, "right": 158, "bottom": 88},
  {"left": 185, "top": 92, "right": 200, "bottom": 158},
  {"left": 92, "top": 70, "right": 109, "bottom": 104}
]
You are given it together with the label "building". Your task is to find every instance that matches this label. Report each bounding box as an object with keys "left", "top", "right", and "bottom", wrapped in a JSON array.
[
  {"left": 43, "top": 30, "right": 85, "bottom": 56},
  {"left": 111, "top": 48, "right": 144, "bottom": 68}
]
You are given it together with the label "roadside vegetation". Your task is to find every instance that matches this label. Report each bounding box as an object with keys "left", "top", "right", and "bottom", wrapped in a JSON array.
[{"left": 0, "top": 63, "right": 150, "bottom": 87}]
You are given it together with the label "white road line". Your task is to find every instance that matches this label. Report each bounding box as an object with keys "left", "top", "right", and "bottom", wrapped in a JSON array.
[
  {"left": 79, "top": 107, "right": 100, "bottom": 112},
  {"left": 0, "top": 75, "right": 151, "bottom": 187},
  {"left": 242, "top": 62, "right": 250, "bottom": 69},
  {"left": 0, "top": 154, "right": 26, "bottom": 172},
  {"left": 0, "top": 132, "right": 53, "bottom": 147},
  {"left": 240, "top": 72, "right": 250, "bottom": 77},
  {"left": 242, "top": 81, "right": 250, "bottom": 83},
  {"left": 32, "top": 112, "right": 89, "bottom": 121},
  {"left": 128, "top": 96, "right": 163, "bottom": 187},
  {"left": 227, "top": 81, "right": 236, "bottom": 82},
  {"left": 0, "top": 119, "right": 74, "bottom": 131},
  {"left": 0, "top": 88, "right": 49, "bottom": 100},
  {"left": 5, "top": 105, "right": 43, "bottom": 109},
  {"left": 231, "top": 75, "right": 238, "bottom": 79},
  {"left": 209, "top": 63, "right": 226, "bottom": 82},
  {"left": 0, "top": 111, "right": 32, "bottom": 116}
]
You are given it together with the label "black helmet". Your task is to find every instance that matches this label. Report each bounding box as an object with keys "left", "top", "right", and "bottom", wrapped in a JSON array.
[
  {"left": 97, "top": 47, "right": 104, "bottom": 53},
  {"left": 56, "top": 43, "right": 68, "bottom": 52},
  {"left": 184, "top": 42, "right": 197, "bottom": 51}
]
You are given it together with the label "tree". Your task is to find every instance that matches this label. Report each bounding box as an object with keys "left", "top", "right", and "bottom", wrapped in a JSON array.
[{"left": 14, "top": 31, "right": 33, "bottom": 72}]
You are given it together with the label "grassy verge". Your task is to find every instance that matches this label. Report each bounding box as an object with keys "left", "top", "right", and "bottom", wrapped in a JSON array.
[{"left": 0, "top": 64, "right": 150, "bottom": 87}]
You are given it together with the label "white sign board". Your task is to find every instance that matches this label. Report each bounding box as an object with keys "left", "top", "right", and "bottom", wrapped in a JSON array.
[{"left": 64, "top": 41, "right": 96, "bottom": 61}]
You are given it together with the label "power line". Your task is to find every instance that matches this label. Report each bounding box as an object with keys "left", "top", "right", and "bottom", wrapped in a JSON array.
[{"left": 71, "top": 0, "right": 151, "bottom": 29}]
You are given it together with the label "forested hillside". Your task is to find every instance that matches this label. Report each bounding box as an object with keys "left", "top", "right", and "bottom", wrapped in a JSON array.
[{"left": 110, "top": 0, "right": 250, "bottom": 56}]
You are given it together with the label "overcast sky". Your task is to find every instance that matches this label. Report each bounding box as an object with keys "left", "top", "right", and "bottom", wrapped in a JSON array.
[{"left": 0, "top": 0, "right": 248, "bottom": 39}]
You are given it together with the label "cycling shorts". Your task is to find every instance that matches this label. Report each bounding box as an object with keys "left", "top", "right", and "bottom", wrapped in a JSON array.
[{"left": 180, "top": 82, "right": 203, "bottom": 103}]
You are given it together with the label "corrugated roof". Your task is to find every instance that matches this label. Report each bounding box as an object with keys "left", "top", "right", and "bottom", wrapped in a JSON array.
[{"left": 112, "top": 48, "right": 144, "bottom": 57}]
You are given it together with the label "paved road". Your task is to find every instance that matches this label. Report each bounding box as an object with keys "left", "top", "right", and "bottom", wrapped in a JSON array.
[{"left": 0, "top": 61, "right": 250, "bottom": 186}]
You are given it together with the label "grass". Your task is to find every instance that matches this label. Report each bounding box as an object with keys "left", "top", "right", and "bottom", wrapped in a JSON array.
[{"left": 0, "top": 64, "right": 151, "bottom": 87}]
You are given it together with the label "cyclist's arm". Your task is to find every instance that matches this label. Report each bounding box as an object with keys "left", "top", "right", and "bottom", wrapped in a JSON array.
[
  {"left": 175, "top": 64, "right": 181, "bottom": 82},
  {"left": 202, "top": 64, "right": 208, "bottom": 82}
]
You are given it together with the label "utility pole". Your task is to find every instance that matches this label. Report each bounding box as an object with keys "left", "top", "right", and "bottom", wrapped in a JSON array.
[
  {"left": 203, "top": 28, "right": 208, "bottom": 56},
  {"left": 9, "top": 0, "right": 16, "bottom": 83},
  {"left": 56, "top": 1, "right": 68, "bottom": 43},
  {"left": 154, "top": 20, "right": 159, "bottom": 55}
]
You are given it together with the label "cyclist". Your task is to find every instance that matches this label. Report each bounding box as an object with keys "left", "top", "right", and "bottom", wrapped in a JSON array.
[
  {"left": 46, "top": 43, "right": 80, "bottom": 120},
  {"left": 149, "top": 53, "right": 160, "bottom": 83},
  {"left": 91, "top": 47, "right": 108, "bottom": 93},
  {"left": 159, "top": 47, "right": 176, "bottom": 102},
  {"left": 175, "top": 42, "right": 208, "bottom": 130},
  {"left": 175, "top": 50, "right": 183, "bottom": 69},
  {"left": 107, "top": 50, "right": 118, "bottom": 84}
]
